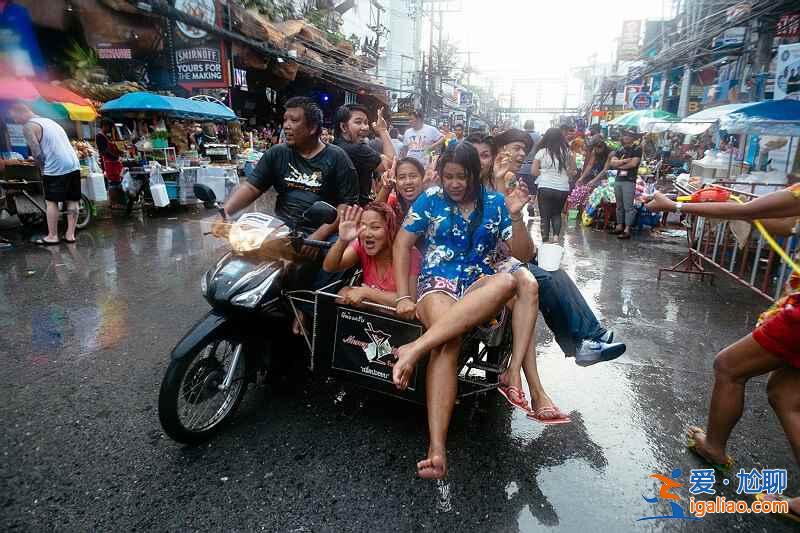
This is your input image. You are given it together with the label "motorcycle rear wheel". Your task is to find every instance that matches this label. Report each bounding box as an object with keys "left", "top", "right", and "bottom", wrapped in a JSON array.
[{"left": 158, "top": 335, "right": 247, "bottom": 444}]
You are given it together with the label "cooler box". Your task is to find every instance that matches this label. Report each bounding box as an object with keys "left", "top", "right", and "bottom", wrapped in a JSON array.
[{"left": 196, "top": 167, "right": 239, "bottom": 203}]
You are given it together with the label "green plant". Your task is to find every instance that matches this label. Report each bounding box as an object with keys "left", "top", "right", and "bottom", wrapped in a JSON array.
[
  {"left": 62, "top": 40, "right": 98, "bottom": 80},
  {"left": 240, "top": 0, "right": 296, "bottom": 21}
]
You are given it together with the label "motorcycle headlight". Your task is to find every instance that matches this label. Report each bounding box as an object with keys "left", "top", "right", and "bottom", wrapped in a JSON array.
[
  {"left": 231, "top": 269, "right": 280, "bottom": 308},
  {"left": 229, "top": 221, "right": 271, "bottom": 253}
]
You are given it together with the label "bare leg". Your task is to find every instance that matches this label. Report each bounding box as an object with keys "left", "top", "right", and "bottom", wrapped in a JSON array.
[
  {"left": 767, "top": 367, "right": 800, "bottom": 464},
  {"left": 499, "top": 269, "right": 539, "bottom": 397},
  {"left": 65, "top": 200, "right": 79, "bottom": 241},
  {"left": 392, "top": 273, "right": 516, "bottom": 390},
  {"left": 417, "top": 338, "right": 460, "bottom": 480},
  {"left": 44, "top": 200, "right": 60, "bottom": 242},
  {"left": 687, "top": 334, "right": 785, "bottom": 464},
  {"left": 766, "top": 367, "right": 800, "bottom": 516}
]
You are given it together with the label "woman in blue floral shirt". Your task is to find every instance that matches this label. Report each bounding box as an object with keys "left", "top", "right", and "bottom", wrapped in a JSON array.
[{"left": 390, "top": 142, "right": 536, "bottom": 479}]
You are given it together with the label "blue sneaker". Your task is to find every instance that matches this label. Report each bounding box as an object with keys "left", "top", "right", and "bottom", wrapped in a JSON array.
[{"left": 575, "top": 340, "right": 626, "bottom": 367}]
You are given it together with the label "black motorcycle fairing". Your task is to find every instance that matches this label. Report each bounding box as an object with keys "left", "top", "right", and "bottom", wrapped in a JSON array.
[
  {"left": 170, "top": 310, "right": 230, "bottom": 361},
  {"left": 204, "top": 252, "right": 285, "bottom": 308}
]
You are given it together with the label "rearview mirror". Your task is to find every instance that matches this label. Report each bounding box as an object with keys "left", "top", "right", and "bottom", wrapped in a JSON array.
[
  {"left": 194, "top": 184, "right": 217, "bottom": 203},
  {"left": 303, "top": 201, "right": 338, "bottom": 226}
]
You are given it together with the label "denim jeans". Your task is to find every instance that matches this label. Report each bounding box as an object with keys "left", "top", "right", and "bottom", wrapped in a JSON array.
[{"left": 527, "top": 263, "right": 607, "bottom": 356}]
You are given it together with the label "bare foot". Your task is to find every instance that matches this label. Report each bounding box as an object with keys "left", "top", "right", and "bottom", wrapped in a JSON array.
[
  {"left": 291, "top": 312, "right": 307, "bottom": 336},
  {"left": 686, "top": 426, "right": 728, "bottom": 464},
  {"left": 391, "top": 344, "right": 417, "bottom": 390},
  {"left": 498, "top": 371, "right": 522, "bottom": 391},
  {"left": 417, "top": 448, "right": 447, "bottom": 480},
  {"left": 529, "top": 391, "right": 563, "bottom": 420}
]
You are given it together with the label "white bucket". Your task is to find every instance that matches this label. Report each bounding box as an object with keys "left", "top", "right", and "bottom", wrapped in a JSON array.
[{"left": 538, "top": 243, "right": 563, "bottom": 271}]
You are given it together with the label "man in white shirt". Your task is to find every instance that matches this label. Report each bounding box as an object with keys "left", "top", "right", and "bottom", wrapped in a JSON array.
[
  {"left": 402, "top": 110, "right": 444, "bottom": 164},
  {"left": 10, "top": 102, "right": 81, "bottom": 245}
]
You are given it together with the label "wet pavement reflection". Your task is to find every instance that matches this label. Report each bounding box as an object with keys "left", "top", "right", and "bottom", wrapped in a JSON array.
[{"left": 1, "top": 209, "right": 797, "bottom": 532}]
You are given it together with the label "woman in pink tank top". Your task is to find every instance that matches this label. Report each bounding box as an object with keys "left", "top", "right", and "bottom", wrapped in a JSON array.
[{"left": 323, "top": 201, "right": 421, "bottom": 310}]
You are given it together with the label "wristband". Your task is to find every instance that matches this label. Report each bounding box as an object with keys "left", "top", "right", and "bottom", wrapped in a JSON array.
[
  {"left": 395, "top": 295, "right": 413, "bottom": 304},
  {"left": 510, "top": 214, "right": 523, "bottom": 223},
  {"left": 674, "top": 202, "right": 684, "bottom": 213}
]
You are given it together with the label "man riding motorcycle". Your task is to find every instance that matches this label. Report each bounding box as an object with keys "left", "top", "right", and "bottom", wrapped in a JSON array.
[{"left": 220, "top": 96, "right": 359, "bottom": 333}]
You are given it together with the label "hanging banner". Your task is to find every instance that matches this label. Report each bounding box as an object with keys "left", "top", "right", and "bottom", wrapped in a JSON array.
[
  {"left": 618, "top": 20, "right": 642, "bottom": 62},
  {"left": 775, "top": 43, "right": 800, "bottom": 101},
  {"left": 172, "top": 0, "right": 228, "bottom": 90}
]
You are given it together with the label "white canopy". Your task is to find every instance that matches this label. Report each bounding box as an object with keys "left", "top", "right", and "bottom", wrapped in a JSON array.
[{"left": 642, "top": 103, "right": 749, "bottom": 135}]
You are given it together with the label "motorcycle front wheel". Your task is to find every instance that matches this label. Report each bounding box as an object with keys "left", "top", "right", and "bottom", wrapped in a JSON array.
[{"left": 158, "top": 335, "right": 247, "bottom": 444}]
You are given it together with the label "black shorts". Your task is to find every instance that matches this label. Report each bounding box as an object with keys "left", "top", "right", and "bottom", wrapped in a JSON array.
[{"left": 43, "top": 170, "right": 81, "bottom": 202}]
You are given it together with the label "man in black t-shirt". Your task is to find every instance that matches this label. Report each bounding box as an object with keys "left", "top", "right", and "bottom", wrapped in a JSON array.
[
  {"left": 608, "top": 130, "right": 642, "bottom": 239},
  {"left": 332, "top": 104, "right": 395, "bottom": 205},
  {"left": 223, "top": 96, "right": 358, "bottom": 241},
  {"left": 222, "top": 96, "right": 358, "bottom": 335}
]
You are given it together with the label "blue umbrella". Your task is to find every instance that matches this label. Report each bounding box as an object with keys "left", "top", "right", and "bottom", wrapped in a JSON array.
[
  {"left": 101, "top": 92, "right": 237, "bottom": 121},
  {"left": 719, "top": 99, "right": 800, "bottom": 136}
]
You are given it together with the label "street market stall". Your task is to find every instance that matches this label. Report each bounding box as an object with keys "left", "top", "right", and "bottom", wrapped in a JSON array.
[
  {"left": 656, "top": 99, "right": 800, "bottom": 300},
  {"left": 100, "top": 92, "right": 242, "bottom": 209},
  {"left": 0, "top": 78, "right": 104, "bottom": 228}
]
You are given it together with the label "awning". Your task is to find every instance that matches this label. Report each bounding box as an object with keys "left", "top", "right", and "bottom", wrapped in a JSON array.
[
  {"left": 719, "top": 99, "right": 800, "bottom": 136},
  {"left": 31, "top": 100, "right": 98, "bottom": 122},
  {"left": 101, "top": 92, "right": 237, "bottom": 121}
]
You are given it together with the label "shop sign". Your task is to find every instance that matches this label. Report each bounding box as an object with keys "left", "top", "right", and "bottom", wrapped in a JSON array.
[
  {"left": 95, "top": 42, "right": 133, "bottom": 60},
  {"left": 712, "top": 27, "right": 745, "bottom": 49},
  {"left": 6, "top": 123, "right": 26, "bottom": 147},
  {"left": 172, "top": 0, "right": 228, "bottom": 90},
  {"left": 631, "top": 92, "right": 652, "bottom": 110},
  {"left": 776, "top": 13, "right": 800, "bottom": 38},
  {"left": 618, "top": 20, "right": 642, "bottom": 61},
  {"left": 775, "top": 43, "right": 800, "bottom": 101},
  {"left": 233, "top": 68, "right": 248, "bottom": 91}
]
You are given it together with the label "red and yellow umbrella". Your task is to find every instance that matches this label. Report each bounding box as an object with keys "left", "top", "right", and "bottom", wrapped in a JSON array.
[{"left": 0, "top": 78, "right": 97, "bottom": 121}]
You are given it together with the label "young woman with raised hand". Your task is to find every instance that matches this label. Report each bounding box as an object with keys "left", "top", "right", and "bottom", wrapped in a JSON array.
[
  {"left": 390, "top": 142, "right": 537, "bottom": 479},
  {"left": 322, "top": 202, "right": 421, "bottom": 309}
]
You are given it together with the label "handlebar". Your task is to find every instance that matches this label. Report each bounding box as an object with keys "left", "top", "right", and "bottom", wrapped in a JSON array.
[{"left": 315, "top": 290, "right": 397, "bottom": 313}]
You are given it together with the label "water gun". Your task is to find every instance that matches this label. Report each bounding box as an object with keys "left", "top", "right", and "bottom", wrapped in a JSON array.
[
  {"left": 676, "top": 186, "right": 733, "bottom": 203},
  {"left": 675, "top": 186, "right": 799, "bottom": 276}
]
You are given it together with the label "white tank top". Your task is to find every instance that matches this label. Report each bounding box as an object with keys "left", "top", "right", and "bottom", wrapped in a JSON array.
[{"left": 28, "top": 117, "right": 80, "bottom": 176}]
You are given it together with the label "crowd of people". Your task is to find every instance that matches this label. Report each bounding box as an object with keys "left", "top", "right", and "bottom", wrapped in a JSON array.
[
  {"left": 220, "top": 97, "right": 627, "bottom": 480},
  {"left": 8, "top": 90, "right": 799, "bottom": 518}
]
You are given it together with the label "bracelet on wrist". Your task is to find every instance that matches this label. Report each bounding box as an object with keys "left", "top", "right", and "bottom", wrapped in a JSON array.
[
  {"left": 510, "top": 214, "right": 523, "bottom": 222},
  {"left": 394, "top": 295, "right": 413, "bottom": 304}
]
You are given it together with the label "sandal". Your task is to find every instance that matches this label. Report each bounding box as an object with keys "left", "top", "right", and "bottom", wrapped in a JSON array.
[
  {"left": 34, "top": 238, "right": 60, "bottom": 246},
  {"left": 497, "top": 385, "right": 531, "bottom": 413},
  {"left": 755, "top": 493, "right": 800, "bottom": 523},
  {"left": 687, "top": 435, "right": 734, "bottom": 474},
  {"left": 527, "top": 405, "right": 571, "bottom": 425},
  {"left": 63, "top": 237, "right": 77, "bottom": 244}
]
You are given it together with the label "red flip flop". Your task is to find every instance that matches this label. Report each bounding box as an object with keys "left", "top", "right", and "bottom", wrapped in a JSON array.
[
  {"left": 527, "top": 405, "right": 571, "bottom": 425},
  {"left": 497, "top": 385, "right": 531, "bottom": 413}
]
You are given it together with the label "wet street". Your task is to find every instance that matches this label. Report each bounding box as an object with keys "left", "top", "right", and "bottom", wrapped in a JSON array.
[{"left": 1, "top": 205, "right": 797, "bottom": 532}]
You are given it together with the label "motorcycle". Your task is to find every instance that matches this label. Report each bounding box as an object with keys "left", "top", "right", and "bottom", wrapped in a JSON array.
[{"left": 158, "top": 184, "right": 512, "bottom": 444}]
